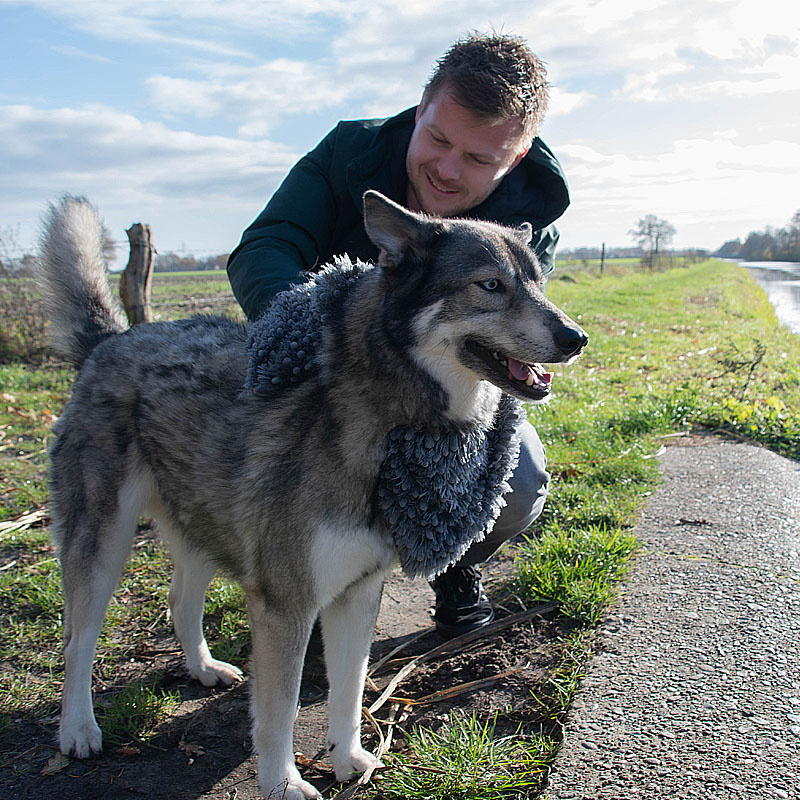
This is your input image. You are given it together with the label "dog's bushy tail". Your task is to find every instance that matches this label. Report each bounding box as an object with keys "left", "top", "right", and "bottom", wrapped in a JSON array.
[{"left": 37, "top": 195, "right": 129, "bottom": 368}]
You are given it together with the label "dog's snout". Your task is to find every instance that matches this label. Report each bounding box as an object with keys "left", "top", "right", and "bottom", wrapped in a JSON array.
[{"left": 555, "top": 324, "right": 589, "bottom": 357}]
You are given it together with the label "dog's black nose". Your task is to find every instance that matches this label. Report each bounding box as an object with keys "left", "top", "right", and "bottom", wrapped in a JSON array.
[{"left": 555, "top": 325, "right": 589, "bottom": 357}]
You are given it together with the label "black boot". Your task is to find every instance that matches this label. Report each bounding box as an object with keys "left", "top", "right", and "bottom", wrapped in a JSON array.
[{"left": 430, "top": 565, "right": 495, "bottom": 639}]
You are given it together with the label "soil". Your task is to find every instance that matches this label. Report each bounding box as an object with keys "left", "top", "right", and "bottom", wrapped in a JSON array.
[{"left": 0, "top": 544, "right": 564, "bottom": 800}]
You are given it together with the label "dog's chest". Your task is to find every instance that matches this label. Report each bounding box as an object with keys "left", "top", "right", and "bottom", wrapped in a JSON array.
[{"left": 309, "top": 522, "right": 395, "bottom": 607}]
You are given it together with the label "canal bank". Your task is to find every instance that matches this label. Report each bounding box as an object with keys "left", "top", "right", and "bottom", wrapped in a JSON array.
[{"left": 739, "top": 260, "right": 800, "bottom": 335}]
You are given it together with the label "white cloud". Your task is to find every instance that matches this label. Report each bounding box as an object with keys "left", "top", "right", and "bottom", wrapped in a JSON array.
[
  {"left": 49, "top": 44, "right": 111, "bottom": 63},
  {"left": 7, "top": 0, "right": 355, "bottom": 54},
  {"left": 549, "top": 87, "right": 594, "bottom": 116},
  {"left": 3, "top": 0, "right": 799, "bottom": 256},
  {"left": 0, "top": 103, "right": 299, "bottom": 257},
  {"left": 146, "top": 59, "right": 362, "bottom": 136},
  {"left": 556, "top": 133, "right": 800, "bottom": 248},
  {"left": 518, "top": 0, "right": 800, "bottom": 106}
]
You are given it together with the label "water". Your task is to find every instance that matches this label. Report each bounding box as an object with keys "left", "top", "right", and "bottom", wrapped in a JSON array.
[{"left": 738, "top": 261, "right": 800, "bottom": 335}]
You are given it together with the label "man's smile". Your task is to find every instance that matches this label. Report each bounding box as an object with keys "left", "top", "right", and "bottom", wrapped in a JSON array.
[{"left": 426, "top": 171, "right": 460, "bottom": 195}]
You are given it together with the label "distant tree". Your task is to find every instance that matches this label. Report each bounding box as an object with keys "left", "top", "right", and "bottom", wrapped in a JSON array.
[
  {"left": 715, "top": 239, "right": 742, "bottom": 258},
  {"left": 716, "top": 211, "right": 800, "bottom": 262},
  {"left": 629, "top": 215, "right": 676, "bottom": 269},
  {"left": 102, "top": 227, "right": 117, "bottom": 266},
  {"left": 154, "top": 252, "right": 200, "bottom": 272},
  {"left": 740, "top": 230, "right": 777, "bottom": 261},
  {"left": 780, "top": 210, "right": 800, "bottom": 261}
]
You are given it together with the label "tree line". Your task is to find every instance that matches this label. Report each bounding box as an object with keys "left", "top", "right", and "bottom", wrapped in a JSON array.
[
  {"left": 154, "top": 252, "right": 229, "bottom": 272},
  {"left": 715, "top": 210, "right": 800, "bottom": 262}
]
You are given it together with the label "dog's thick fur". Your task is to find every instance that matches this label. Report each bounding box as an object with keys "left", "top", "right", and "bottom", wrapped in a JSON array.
[{"left": 39, "top": 191, "right": 587, "bottom": 799}]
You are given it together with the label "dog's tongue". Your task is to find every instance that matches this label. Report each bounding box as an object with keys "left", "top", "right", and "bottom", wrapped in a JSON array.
[
  {"left": 508, "top": 358, "right": 553, "bottom": 387},
  {"left": 508, "top": 358, "right": 532, "bottom": 381}
]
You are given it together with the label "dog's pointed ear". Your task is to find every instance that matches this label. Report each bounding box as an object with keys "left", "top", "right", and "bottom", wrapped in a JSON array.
[
  {"left": 515, "top": 221, "right": 533, "bottom": 245},
  {"left": 363, "top": 190, "right": 435, "bottom": 270}
]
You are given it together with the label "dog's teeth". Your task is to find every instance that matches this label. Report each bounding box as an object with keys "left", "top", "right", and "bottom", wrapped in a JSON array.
[
  {"left": 525, "top": 373, "right": 535, "bottom": 387},
  {"left": 493, "top": 351, "right": 500, "bottom": 361}
]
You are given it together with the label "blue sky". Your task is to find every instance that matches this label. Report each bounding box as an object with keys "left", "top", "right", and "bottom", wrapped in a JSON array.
[{"left": 1, "top": 0, "right": 798, "bottom": 265}]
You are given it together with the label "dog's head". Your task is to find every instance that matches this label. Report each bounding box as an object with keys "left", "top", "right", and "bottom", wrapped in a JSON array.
[{"left": 363, "top": 190, "right": 587, "bottom": 416}]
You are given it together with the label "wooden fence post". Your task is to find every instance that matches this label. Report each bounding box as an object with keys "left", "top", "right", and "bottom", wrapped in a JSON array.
[{"left": 119, "top": 223, "right": 154, "bottom": 325}]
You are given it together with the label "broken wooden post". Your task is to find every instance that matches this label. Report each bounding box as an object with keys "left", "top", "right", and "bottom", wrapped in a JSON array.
[{"left": 119, "top": 222, "right": 154, "bottom": 325}]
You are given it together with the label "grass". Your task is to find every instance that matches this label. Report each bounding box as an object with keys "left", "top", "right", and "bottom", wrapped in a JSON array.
[
  {"left": 377, "top": 711, "right": 555, "bottom": 800},
  {"left": 506, "top": 258, "right": 800, "bottom": 628},
  {"left": 1, "top": 260, "right": 799, "bottom": 791},
  {"left": 144, "top": 269, "right": 244, "bottom": 321},
  {"left": 514, "top": 525, "right": 639, "bottom": 626},
  {"left": 96, "top": 676, "right": 180, "bottom": 748}
]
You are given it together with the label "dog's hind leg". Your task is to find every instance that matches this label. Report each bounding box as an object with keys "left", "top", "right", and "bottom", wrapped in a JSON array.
[
  {"left": 58, "top": 476, "right": 147, "bottom": 758},
  {"left": 246, "top": 592, "right": 321, "bottom": 800},
  {"left": 165, "top": 535, "right": 243, "bottom": 687},
  {"left": 320, "top": 570, "right": 385, "bottom": 781}
]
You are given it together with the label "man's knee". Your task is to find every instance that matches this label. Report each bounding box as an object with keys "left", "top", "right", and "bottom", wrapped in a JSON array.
[
  {"left": 494, "top": 420, "right": 549, "bottom": 537},
  {"left": 456, "top": 421, "right": 549, "bottom": 566}
]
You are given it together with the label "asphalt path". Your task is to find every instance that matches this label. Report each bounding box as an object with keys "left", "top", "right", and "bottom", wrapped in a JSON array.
[{"left": 547, "top": 437, "right": 800, "bottom": 800}]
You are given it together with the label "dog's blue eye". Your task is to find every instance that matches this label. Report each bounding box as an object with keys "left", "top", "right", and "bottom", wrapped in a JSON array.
[{"left": 479, "top": 279, "right": 501, "bottom": 292}]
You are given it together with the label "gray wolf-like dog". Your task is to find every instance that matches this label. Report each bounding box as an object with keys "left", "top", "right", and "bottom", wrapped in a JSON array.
[{"left": 38, "top": 191, "right": 587, "bottom": 799}]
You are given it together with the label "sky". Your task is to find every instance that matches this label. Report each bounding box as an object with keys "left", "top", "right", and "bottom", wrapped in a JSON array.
[{"left": 1, "top": 0, "right": 799, "bottom": 266}]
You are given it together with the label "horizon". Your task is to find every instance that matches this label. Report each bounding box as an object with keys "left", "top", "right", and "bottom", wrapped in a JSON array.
[{"left": 1, "top": 0, "right": 798, "bottom": 265}]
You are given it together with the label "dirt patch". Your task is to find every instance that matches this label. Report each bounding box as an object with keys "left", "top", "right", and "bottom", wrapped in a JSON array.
[{"left": 1, "top": 548, "right": 564, "bottom": 800}]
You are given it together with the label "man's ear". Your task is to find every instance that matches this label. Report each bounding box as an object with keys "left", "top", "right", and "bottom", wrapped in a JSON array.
[
  {"left": 509, "top": 147, "right": 529, "bottom": 172},
  {"left": 363, "top": 190, "right": 436, "bottom": 270}
]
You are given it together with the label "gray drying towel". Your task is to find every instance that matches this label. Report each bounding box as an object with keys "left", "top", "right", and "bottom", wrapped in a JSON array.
[{"left": 245, "top": 258, "right": 526, "bottom": 579}]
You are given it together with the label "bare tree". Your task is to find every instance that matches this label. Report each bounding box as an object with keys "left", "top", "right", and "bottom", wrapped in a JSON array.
[
  {"left": 629, "top": 215, "right": 676, "bottom": 269},
  {"left": 0, "top": 226, "right": 47, "bottom": 362}
]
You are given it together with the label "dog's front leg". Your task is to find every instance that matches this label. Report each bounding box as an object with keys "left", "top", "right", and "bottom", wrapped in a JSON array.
[
  {"left": 320, "top": 571, "right": 385, "bottom": 781},
  {"left": 246, "top": 592, "right": 320, "bottom": 800}
]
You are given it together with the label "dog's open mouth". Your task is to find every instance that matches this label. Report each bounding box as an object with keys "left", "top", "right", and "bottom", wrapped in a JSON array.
[{"left": 465, "top": 340, "right": 552, "bottom": 400}]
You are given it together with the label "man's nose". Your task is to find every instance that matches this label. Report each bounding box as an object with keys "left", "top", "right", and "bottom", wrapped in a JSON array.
[{"left": 437, "top": 152, "right": 461, "bottom": 181}]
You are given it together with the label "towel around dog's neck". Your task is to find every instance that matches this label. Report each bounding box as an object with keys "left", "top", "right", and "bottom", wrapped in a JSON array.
[{"left": 245, "top": 258, "right": 526, "bottom": 579}]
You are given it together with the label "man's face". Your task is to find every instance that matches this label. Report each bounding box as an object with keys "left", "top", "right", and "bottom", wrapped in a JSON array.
[{"left": 405, "top": 87, "right": 529, "bottom": 218}]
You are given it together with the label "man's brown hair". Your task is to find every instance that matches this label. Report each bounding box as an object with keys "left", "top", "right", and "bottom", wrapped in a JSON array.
[{"left": 422, "top": 32, "right": 549, "bottom": 145}]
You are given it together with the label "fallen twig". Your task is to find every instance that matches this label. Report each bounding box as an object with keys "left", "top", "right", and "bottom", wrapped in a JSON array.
[
  {"left": 0, "top": 506, "right": 49, "bottom": 536},
  {"left": 367, "top": 628, "right": 431, "bottom": 678},
  {"left": 396, "top": 664, "right": 528, "bottom": 707},
  {"left": 368, "top": 603, "right": 557, "bottom": 717}
]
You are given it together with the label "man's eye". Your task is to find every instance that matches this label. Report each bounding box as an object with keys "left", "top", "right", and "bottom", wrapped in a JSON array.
[{"left": 478, "top": 279, "right": 502, "bottom": 292}]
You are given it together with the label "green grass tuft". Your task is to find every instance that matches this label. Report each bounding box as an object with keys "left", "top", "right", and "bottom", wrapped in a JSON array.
[
  {"left": 96, "top": 675, "right": 180, "bottom": 747},
  {"left": 378, "top": 711, "right": 555, "bottom": 800},
  {"left": 514, "top": 525, "right": 639, "bottom": 626}
]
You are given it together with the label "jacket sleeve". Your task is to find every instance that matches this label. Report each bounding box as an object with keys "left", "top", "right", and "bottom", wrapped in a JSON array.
[
  {"left": 532, "top": 223, "right": 560, "bottom": 276},
  {"left": 227, "top": 129, "right": 340, "bottom": 320}
]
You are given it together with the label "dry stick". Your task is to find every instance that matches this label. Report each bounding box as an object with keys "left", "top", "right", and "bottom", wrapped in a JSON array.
[
  {"left": 368, "top": 603, "right": 557, "bottom": 717},
  {"left": 0, "top": 507, "right": 48, "bottom": 536},
  {"left": 367, "top": 628, "right": 431, "bottom": 678},
  {"left": 301, "top": 605, "right": 557, "bottom": 792},
  {"left": 395, "top": 664, "right": 528, "bottom": 707}
]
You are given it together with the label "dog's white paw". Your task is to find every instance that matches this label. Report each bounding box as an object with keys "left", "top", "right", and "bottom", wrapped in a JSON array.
[
  {"left": 189, "top": 656, "right": 243, "bottom": 687},
  {"left": 60, "top": 718, "right": 102, "bottom": 759},
  {"left": 259, "top": 765, "right": 321, "bottom": 800},
  {"left": 330, "top": 744, "right": 381, "bottom": 783}
]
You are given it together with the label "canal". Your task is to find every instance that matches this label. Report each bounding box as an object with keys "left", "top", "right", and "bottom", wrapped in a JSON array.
[{"left": 739, "top": 261, "right": 800, "bottom": 335}]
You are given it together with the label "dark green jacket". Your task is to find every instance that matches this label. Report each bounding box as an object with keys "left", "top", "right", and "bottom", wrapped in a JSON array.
[{"left": 228, "top": 107, "right": 570, "bottom": 320}]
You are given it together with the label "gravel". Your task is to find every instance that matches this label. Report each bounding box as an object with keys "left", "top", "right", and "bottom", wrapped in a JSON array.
[{"left": 546, "top": 437, "right": 800, "bottom": 800}]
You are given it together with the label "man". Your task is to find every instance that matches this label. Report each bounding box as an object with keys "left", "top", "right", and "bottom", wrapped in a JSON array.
[{"left": 228, "top": 32, "right": 569, "bottom": 639}]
